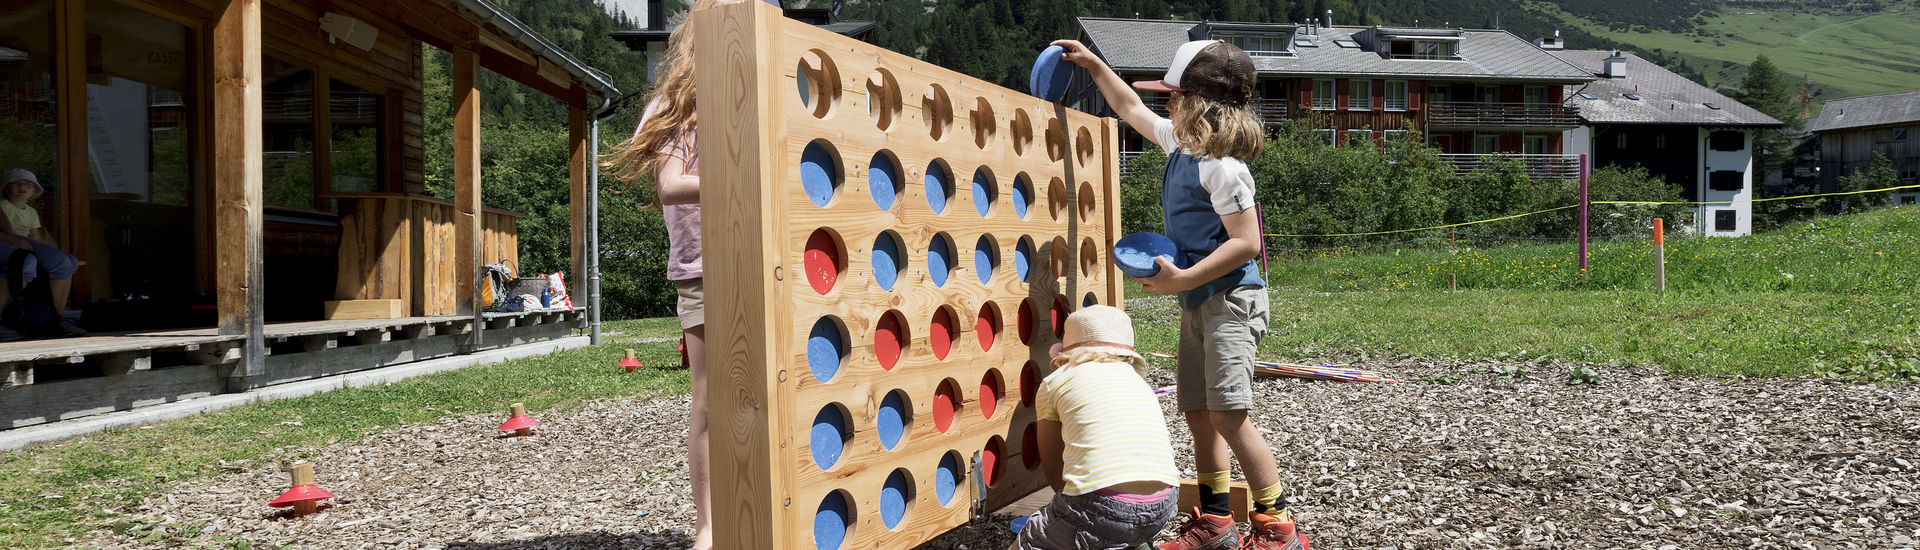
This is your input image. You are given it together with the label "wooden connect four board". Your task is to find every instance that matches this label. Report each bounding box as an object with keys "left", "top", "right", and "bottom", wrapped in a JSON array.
[{"left": 692, "top": 2, "right": 1123, "bottom": 548}]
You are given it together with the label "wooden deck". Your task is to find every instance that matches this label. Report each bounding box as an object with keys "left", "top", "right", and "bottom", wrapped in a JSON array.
[{"left": 2, "top": 309, "right": 583, "bottom": 429}]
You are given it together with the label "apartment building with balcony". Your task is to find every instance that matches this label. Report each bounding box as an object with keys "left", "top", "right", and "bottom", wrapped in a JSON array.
[
  {"left": 1551, "top": 49, "right": 1783, "bottom": 237},
  {"left": 1071, "top": 16, "right": 1595, "bottom": 179}
]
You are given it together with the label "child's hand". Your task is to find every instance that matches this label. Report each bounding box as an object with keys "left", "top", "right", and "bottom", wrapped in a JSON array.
[
  {"left": 1049, "top": 40, "right": 1106, "bottom": 70},
  {"left": 1130, "top": 257, "right": 1191, "bottom": 295}
]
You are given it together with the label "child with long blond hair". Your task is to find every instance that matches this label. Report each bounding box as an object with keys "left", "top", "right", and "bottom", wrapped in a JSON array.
[
  {"left": 1012, "top": 305, "right": 1180, "bottom": 550},
  {"left": 602, "top": 2, "right": 738, "bottom": 548},
  {"left": 1052, "top": 39, "right": 1307, "bottom": 550}
]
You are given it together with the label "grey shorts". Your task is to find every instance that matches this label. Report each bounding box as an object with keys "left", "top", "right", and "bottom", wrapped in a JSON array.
[
  {"left": 1017, "top": 490, "right": 1179, "bottom": 550},
  {"left": 1176, "top": 285, "right": 1270, "bottom": 412},
  {"left": 675, "top": 278, "right": 705, "bottom": 330}
]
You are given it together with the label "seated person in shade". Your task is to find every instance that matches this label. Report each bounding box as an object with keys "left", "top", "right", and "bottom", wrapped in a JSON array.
[
  {"left": 0, "top": 168, "right": 84, "bottom": 340},
  {"left": 1012, "top": 305, "right": 1180, "bottom": 550}
]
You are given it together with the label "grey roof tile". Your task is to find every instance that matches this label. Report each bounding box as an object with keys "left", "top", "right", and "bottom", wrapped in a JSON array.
[
  {"left": 1807, "top": 89, "right": 1920, "bottom": 132},
  {"left": 1077, "top": 18, "right": 1592, "bottom": 82},
  {"left": 1553, "top": 50, "right": 1781, "bottom": 127}
]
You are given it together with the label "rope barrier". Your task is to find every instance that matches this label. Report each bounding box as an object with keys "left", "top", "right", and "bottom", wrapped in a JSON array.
[{"left": 1261, "top": 183, "right": 1920, "bottom": 239}]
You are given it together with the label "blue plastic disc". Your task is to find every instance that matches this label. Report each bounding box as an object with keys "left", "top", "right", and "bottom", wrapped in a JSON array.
[
  {"left": 1014, "top": 238, "right": 1034, "bottom": 282},
  {"left": 1009, "top": 516, "right": 1030, "bottom": 534},
  {"left": 807, "top": 317, "right": 844, "bottom": 383},
  {"left": 873, "top": 233, "right": 903, "bottom": 291},
  {"left": 925, "top": 161, "right": 951, "bottom": 214},
  {"left": 877, "top": 391, "right": 909, "bottom": 450},
  {"left": 801, "top": 141, "right": 837, "bottom": 207},
  {"left": 935, "top": 453, "right": 962, "bottom": 505},
  {"left": 1011, "top": 177, "right": 1032, "bottom": 219},
  {"left": 974, "top": 236, "right": 997, "bottom": 285},
  {"left": 972, "top": 168, "right": 995, "bottom": 218},
  {"left": 870, "top": 151, "right": 899, "bottom": 210},
  {"left": 1114, "top": 232, "right": 1178, "bottom": 278},
  {"left": 810, "top": 406, "right": 848, "bottom": 470},
  {"left": 928, "top": 234, "right": 955, "bottom": 287},
  {"left": 814, "top": 491, "right": 852, "bottom": 550},
  {"left": 880, "top": 469, "right": 912, "bottom": 529},
  {"left": 1029, "top": 45, "right": 1073, "bottom": 102}
]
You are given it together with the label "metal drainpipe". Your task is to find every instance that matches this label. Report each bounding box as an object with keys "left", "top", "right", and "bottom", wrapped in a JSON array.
[{"left": 589, "top": 112, "right": 603, "bottom": 345}]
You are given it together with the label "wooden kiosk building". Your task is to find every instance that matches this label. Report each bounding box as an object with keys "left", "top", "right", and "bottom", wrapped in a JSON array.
[{"left": 0, "top": 0, "right": 617, "bottom": 429}]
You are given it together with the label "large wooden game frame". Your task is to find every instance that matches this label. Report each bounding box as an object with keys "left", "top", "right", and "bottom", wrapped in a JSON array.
[{"left": 694, "top": 2, "right": 1124, "bottom": 547}]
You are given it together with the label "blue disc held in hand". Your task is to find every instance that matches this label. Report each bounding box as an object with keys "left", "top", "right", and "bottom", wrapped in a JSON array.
[{"left": 1030, "top": 45, "right": 1074, "bottom": 102}]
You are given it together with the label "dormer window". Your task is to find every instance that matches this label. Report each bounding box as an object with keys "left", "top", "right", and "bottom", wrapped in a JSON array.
[
  {"left": 1369, "top": 27, "right": 1465, "bottom": 60},
  {"left": 1220, "top": 33, "right": 1294, "bottom": 57},
  {"left": 1385, "top": 39, "right": 1457, "bottom": 60}
]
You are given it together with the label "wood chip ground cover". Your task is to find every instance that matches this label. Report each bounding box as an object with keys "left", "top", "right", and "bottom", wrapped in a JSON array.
[{"left": 70, "top": 360, "right": 1919, "bottom": 549}]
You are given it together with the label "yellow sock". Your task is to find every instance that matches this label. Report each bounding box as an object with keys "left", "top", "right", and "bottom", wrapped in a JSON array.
[
  {"left": 1252, "top": 482, "right": 1289, "bottom": 515},
  {"left": 1197, "top": 471, "right": 1232, "bottom": 516}
]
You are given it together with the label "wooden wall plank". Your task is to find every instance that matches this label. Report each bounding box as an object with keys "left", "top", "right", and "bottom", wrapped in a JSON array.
[
  {"left": 55, "top": 0, "right": 91, "bottom": 301},
  {"left": 213, "top": 0, "right": 267, "bottom": 382},
  {"left": 693, "top": 3, "right": 788, "bottom": 549},
  {"left": 451, "top": 47, "right": 482, "bottom": 317}
]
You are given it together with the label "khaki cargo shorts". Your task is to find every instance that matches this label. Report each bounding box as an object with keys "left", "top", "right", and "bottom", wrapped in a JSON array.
[
  {"left": 1176, "top": 285, "right": 1270, "bottom": 412},
  {"left": 675, "top": 278, "right": 705, "bottom": 330}
]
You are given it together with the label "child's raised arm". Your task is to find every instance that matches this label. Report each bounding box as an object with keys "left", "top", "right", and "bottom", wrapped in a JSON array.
[{"left": 1050, "top": 40, "right": 1162, "bottom": 136}]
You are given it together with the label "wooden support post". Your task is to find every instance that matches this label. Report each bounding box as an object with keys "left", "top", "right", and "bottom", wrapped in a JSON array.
[
  {"left": 568, "top": 106, "right": 588, "bottom": 293},
  {"left": 1177, "top": 479, "right": 1253, "bottom": 522},
  {"left": 452, "top": 47, "right": 484, "bottom": 347},
  {"left": 1653, "top": 218, "right": 1666, "bottom": 292},
  {"left": 694, "top": 4, "right": 788, "bottom": 548},
  {"left": 213, "top": 0, "right": 266, "bottom": 388},
  {"left": 55, "top": 0, "right": 90, "bottom": 299}
]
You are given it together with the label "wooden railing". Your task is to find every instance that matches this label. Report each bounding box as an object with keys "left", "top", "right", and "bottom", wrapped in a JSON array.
[
  {"left": 1427, "top": 102, "right": 1581, "bottom": 128},
  {"left": 1440, "top": 154, "right": 1583, "bottom": 179},
  {"left": 325, "top": 193, "right": 523, "bottom": 316},
  {"left": 1140, "top": 96, "right": 1289, "bottom": 122}
]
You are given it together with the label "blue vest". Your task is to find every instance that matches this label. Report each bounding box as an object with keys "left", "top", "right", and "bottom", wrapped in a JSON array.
[{"left": 1161, "top": 148, "right": 1265, "bottom": 311}]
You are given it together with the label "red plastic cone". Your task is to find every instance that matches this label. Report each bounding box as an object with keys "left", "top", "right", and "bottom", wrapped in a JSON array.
[
  {"left": 617, "top": 348, "right": 642, "bottom": 372},
  {"left": 498, "top": 403, "right": 540, "bottom": 436},
  {"left": 269, "top": 463, "right": 333, "bottom": 515}
]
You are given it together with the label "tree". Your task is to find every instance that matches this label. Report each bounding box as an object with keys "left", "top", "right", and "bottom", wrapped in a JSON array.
[
  {"left": 1732, "top": 55, "right": 1804, "bottom": 176},
  {"left": 1835, "top": 153, "right": 1897, "bottom": 213}
]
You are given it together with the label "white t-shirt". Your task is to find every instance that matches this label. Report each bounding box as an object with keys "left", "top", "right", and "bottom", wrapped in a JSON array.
[{"left": 1148, "top": 118, "right": 1256, "bottom": 216}]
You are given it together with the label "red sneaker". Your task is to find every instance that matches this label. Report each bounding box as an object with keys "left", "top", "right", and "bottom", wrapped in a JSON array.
[
  {"left": 1240, "top": 511, "right": 1308, "bottom": 550},
  {"left": 1157, "top": 507, "right": 1238, "bottom": 550}
]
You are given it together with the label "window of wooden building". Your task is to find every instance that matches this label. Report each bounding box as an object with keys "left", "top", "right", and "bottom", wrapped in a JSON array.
[
  {"left": 1474, "top": 133, "right": 1500, "bottom": 154},
  {"left": 1383, "top": 80, "right": 1408, "bottom": 111},
  {"left": 261, "top": 57, "right": 390, "bottom": 210},
  {"left": 1522, "top": 134, "right": 1548, "bottom": 155},
  {"left": 1347, "top": 79, "right": 1370, "bottom": 110},
  {"left": 0, "top": 0, "right": 62, "bottom": 230},
  {"left": 1523, "top": 85, "right": 1548, "bottom": 104},
  {"left": 1312, "top": 79, "right": 1334, "bottom": 110}
]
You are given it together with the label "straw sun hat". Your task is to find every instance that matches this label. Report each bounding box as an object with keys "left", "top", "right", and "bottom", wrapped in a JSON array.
[{"left": 1059, "top": 305, "right": 1142, "bottom": 361}]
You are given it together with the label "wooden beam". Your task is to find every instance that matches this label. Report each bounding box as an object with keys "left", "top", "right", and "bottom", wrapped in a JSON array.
[
  {"left": 451, "top": 48, "right": 482, "bottom": 318},
  {"left": 694, "top": 3, "right": 788, "bottom": 548},
  {"left": 54, "top": 0, "right": 91, "bottom": 301},
  {"left": 568, "top": 106, "right": 588, "bottom": 293},
  {"left": 312, "top": 74, "right": 332, "bottom": 209},
  {"left": 213, "top": 0, "right": 267, "bottom": 385}
]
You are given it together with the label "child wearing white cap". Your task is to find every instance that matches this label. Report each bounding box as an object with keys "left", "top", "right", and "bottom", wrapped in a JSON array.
[
  {"left": 0, "top": 168, "right": 84, "bottom": 340},
  {"left": 1011, "top": 305, "right": 1180, "bottom": 550},
  {"left": 1050, "top": 38, "right": 1306, "bottom": 550}
]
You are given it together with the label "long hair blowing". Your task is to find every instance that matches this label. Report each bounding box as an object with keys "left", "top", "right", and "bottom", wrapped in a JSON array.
[
  {"left": 602, "top": 0, "right": 727, "bottom": 196},
  {"left": 1169, "top": 92, "right": 1264, "bottom": 161}
]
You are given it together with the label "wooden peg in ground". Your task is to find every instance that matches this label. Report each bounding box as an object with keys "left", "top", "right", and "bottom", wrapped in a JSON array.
[
  {"left": 268, "top": 462, "right": 335, "bottom": 516},
  {"left": 497, "top": 402, "right": 540, "bottom": 436},
  {"left": 617, "top": 349, "right": 642, "bottom": 372}
]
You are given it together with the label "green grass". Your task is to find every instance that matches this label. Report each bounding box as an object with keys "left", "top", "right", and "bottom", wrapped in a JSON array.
[
  {"left": 1265, "top": 206, "right": 1920, "bottom": 293},
  {"left": 1526, "top": 0, "right": 1920, "bottom": 108},
  {"left": 0, "top": 318, "right": 688, "bottom": 549}
]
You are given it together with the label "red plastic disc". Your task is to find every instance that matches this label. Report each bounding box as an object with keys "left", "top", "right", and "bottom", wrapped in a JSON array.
[
  {"left": 876, "top": 311, "right": 906, "bottom": 370},
  {"left": 930, "top": 308, "right": 955, "bottom": 360},
  {"left": 1019, "top": 361, "right": 1038, "bottom": 407},
  {"left": 497, "top": 415, "right": 541, "bottom": 431},
  {"left": 269, "top": 484, "right": 336, "bottom": 508},
  {"left": 979, "top": 370, "right": 1003, "bottom": 420},
  {"left": 982, "top": 437, "right": 1004, "bottom": 487},
  {"left": 975, "top": 304, "right": 998, "bottom": 352},
  {"left": 933, "top": 380, "right": 958, "bottom": 433},
  {"left": 1021, "top": 423, "right": 1040, "bottom": 469},
  {"left": 804, "top": 229, "right": 840, "bottom": 295},
  {"left": 1016, "top": 299, "right": 1035, "bottom": 344},
  {"left": 1049, "top": 296, "right": 1067, "bottom": 337}
]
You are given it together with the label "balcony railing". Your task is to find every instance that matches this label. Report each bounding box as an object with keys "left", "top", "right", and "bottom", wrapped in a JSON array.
[
  {"left": 1440, "top": 153, "right": 1583, "bottom": 179},
  {"left": 1140, "top": 96, "right": 1289, "bottom": 122},
  {"left": 1427, "top": 101, "right": 1581, "bottom": 128}
]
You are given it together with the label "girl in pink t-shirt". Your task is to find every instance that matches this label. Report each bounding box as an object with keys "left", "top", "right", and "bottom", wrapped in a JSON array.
[{"left": 603, "top": 2, "right": 734, "bottom": 548}]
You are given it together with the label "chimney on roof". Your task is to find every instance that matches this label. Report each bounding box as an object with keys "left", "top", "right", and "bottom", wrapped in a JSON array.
[
  {"left": 1534, "top": 30, "right": 1564, "bottom": 50},
  {"left": 1604, "top": 50, "right": 1627, "bottom": 79},
  {"left": 1325, "top": 10, "right": 1333, "bottom": 28}
]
